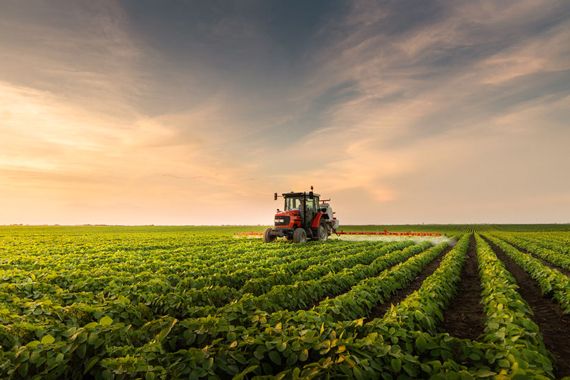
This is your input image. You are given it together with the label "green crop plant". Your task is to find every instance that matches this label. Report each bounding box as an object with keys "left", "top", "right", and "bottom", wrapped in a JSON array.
[{"left": 0, "top": 226, "right": 568, "bottom": 379}]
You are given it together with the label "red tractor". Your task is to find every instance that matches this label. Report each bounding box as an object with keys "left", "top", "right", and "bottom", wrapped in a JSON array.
[{"left": 264, "top": 187, "right": 339, "bottom": 243}]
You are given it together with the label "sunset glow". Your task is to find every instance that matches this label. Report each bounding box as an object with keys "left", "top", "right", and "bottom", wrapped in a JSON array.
[{"left": 1, "top": 0, "right": 569, "bottom": 225}]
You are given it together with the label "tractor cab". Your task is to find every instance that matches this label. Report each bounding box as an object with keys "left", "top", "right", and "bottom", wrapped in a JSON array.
[
  {"left": 283, "top": 192, "right": 319, "bottom": 226},
  {"left": 264, "top": 187, "right": 339, "bottom": 243}
]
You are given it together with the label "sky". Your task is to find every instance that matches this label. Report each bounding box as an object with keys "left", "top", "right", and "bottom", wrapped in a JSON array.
[{"left": 0, "top": 0, "right": 569, "bottom": 225}]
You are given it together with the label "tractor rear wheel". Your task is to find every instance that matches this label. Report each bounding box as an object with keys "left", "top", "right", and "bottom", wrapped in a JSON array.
[
  {"left": 264, "top": 228, "right": 276, "bottom": 243},
  {"left": 292, "top": 228, "right": 307, "bottom": 243},
  {"left": 317, "top": 224, "right": 328, "bottom": 241}
]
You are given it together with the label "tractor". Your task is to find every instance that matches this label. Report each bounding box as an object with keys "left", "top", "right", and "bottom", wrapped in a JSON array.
[{"left": 264, "top": 187, "right": 339, "bottom": 243}]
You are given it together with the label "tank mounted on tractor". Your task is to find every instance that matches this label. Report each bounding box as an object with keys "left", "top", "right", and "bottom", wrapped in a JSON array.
[{"left": 264, "top": 186, "right": 339, "bottom": 243}]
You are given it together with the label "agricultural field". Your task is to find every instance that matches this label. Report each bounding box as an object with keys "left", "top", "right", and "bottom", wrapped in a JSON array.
[{"left": 0, "top": 226, "right": 569, "bottom": 379}]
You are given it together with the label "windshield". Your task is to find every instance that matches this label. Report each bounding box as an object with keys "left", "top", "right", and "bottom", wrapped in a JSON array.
[
  {"left": 284, "top": 196, "right": 319, "bottom": 211},
  {"left": 284, "top": 197, "right": 303, "bottom": 211}
]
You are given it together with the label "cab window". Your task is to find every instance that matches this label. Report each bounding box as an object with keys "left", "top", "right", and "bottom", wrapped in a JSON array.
[
  {"left": 285, "top": 197, "right": 302, "bottom": 210},
  {"left": 306, "top": 198, "right": 317, "bottom": 212}
]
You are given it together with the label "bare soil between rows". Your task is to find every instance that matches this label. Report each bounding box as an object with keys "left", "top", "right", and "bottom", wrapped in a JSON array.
[
  {"left": 368, "top": 245, "right": 451, "bottom": 319},
  {"left": 485, "top": 236, "right": 570, "bottom": 378},
  {"left": 440, "top": 234, "right": 485, "bottom": 340}
]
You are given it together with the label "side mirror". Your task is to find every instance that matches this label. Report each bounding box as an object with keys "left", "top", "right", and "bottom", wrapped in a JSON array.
[{"left": 274, "top": 193, "right": 278, "bottom": 200}]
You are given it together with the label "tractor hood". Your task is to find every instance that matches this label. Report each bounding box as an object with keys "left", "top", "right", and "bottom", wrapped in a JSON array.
[
  {"left": 274, "top": 210, "right": 300, "bottom": 227},
  {"left": 275, "top": 210, "right": 300, "bottom": 217}
]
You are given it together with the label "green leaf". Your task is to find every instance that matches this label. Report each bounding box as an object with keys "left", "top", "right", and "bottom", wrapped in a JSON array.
[
  {"left": 497, "top": 359, "right": 510, "bottom": 368},
  {"left": 30, "top": 351, "right": 41, "bottom": 364},
  {"left": 233, "top": 365, "right": 258, "bottom": 380},
  {"left": 253, "top": 347, "right": 265, "bottom": 360},
  {"left": 99, "top": 316, "right": 113, "bottom": 326},
  {"left": 391, "top": 358, "right": 402, "bottom": 373},
  {"left": 41, "top": 334, "right": 55, "bottom": 344},
  {"left": 268, "top": 350, "right": 282, "bottom": 365},
  {"left": 84, "top": 356, "right": 100, "bottom": 374},
  {"left": 415, "top": 335, "right": 427, "bottom": 352},
  {"left": 299, "top": 349, "right": 309, "bottom": 362},
  {"left": 475, "top": 368, "right": 496, "bottom": 378},
  {"left": 488, "top": 321, "right": 499, "bottom": 330},
  {"left": 403, "top": 363, "right": 418, "bottom": 377},
  {"left": 17, "top": 362, "right": 28, "bottom": 377},
  {"left": 276, "top": 341, "right": 287, "bottom": 352}
]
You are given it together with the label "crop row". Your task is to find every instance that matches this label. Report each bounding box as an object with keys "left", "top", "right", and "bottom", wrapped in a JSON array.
[
  {"left": 253, "top": 241, "right": 431, "bottom": 312},
  {"left": 1, "top": 240, "right": 357, "bottom": 294},
  {"left": 501, "top": 232, "right": 570, "bottom": 255},
  {"left": 155, "top": 239, "right": 464, "bottom": 378},
  {"left": 158, "top": 241, "right": 431, "bottom": 343},
  {"left": 491, "top": 234, "right": 570, "bottom": 271},
  {"left": 154, "top": 238, "right": 465, "bottom": 378},
  {"left": 275, "top": 233, "right": 561, "bottom": 379},
  {"left": 530, "top": 237, "right": 570, "bottom": 254},
  {"left": 1, "top": 240, "right": 436, "bottom": 378},
  {"left": 315, "top": 241, "right": 449, "bottom": 321},
  {"left": 8, "top": 233, "right": 557, "bottom": 379},
  {"left": 3, "top": 228, "right": 566, "bottom": 379},
  {"left": 240, "top": 241, "right": 414, "bottom": 295},
  {"left": 485, "top": 235, "right": 570, "bottom": 313},
  {"left": 283, "top": 233, "right": 520, "bottom": 379},
  {"left": 474, "top": 235, "right": 554, "bottom": 378},
  {"left": 183, "top": 234, "right": 511, "bottom": 379},
  {"left": 0, "top": 242, "right": 406, "bottom": 341},
  {"left": 365, "top": 234, "right": 469, "bottom": 334},
  {"left": 148, "top": 241, "right": 413, "bottom": 318},
  {"left": 183, "top": 241, "right": 378, "bottom": 289},
  {"left": 0, "top": 241, "right": 419, "bottom": 339},
  {"left": 0, "top": 241, "right": 384, "bottom": 324}
]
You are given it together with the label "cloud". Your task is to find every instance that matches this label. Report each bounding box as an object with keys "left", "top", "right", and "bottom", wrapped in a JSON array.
[
  {"left": 0, "top": 1, "right": 142, "bottom": 118},
  {"left": 261, "top": 0, "right": 570, "bottom": 221},
  {"left": 0, "top": 0, "right": 568, "bottom": 224},
  {"left": 0, "top": 79, "right": 275, "bottom": 224}
]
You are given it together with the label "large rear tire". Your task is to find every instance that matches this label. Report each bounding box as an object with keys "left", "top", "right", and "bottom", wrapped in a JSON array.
[
  {"left": 264, "top": 228, "right": 276, "bottom": 243},
  {"left": 292, "top": 228, "right": 307, "bottom": 243},
  {"left": 317, "top": 224, "right": 328, "bottom": 241}
]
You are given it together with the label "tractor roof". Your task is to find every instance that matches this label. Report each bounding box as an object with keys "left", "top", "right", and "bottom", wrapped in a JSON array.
[{"left": 282, "top": 192, "right": 321, "bottom": 198}]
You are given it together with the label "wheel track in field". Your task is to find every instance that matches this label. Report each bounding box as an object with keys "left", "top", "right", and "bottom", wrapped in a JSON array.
[
  {"left": 440, "top": 234, "right": 485, "bottom": 340},
  {"left": 484, "top": 235, "right": 570, "bottom": 378},
  {"left": 366, "top": 245, "right": 451, "bottom": 319}
]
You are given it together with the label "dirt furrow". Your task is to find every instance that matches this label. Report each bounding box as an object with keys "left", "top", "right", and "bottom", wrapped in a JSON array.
[
  {"left": 485, "top": 236, "right": 570, "bottom": 378},
  {"left": 368, "top": 245, "right": 450, "bottom": 319},
  {"left": 440, "top": 235, "right": 485, "bottom": 339}
]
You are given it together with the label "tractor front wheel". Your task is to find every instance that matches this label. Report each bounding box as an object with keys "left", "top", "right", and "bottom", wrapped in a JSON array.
[
  {"left": 264, "top": 228, "right": 276, "bottom": 243},
  {"left": 292, "top": 228, "right": 307, "bottom": 243}
]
